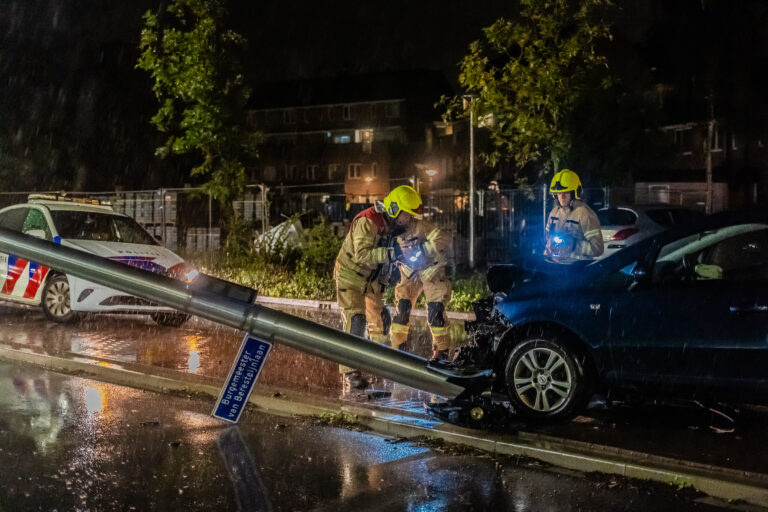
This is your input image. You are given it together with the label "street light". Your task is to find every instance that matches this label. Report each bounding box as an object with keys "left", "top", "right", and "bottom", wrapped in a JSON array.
[
  {"left": 424, "top": 168, "right": 438, "bottom": 214},
  {"left": 364, "top": 176, "right": 373, "bottom": 183},
  {"left": 462, "top": 94, "right": 476, "bottom": 269}
]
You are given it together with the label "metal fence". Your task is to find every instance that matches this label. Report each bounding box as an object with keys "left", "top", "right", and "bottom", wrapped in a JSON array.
[{"left": 0, "top": 182, "right": 717, "bottom": 266}]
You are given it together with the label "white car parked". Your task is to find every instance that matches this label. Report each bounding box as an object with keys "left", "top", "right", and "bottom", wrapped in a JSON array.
[
  {"left": 0, "top": 194, "right": 196, "bottom": 326},
  {"left": 597, "top": 204, "right": 705, "bottom": 259}
]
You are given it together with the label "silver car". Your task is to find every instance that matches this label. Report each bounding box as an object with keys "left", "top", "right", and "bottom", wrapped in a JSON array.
[{"left": 597, "top": 204, "right": 705, "bottom": 258}]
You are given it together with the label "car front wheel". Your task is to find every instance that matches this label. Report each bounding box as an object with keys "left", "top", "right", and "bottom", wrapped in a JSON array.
[
  {"left": 42, "top": 275, "right": 79, "bottom": 323},
  {"left": 151, "top": 312, "right": 189, "bottom": 328},
  {"left": 504, "top": 335, "right": 589, "bottom": 422}
]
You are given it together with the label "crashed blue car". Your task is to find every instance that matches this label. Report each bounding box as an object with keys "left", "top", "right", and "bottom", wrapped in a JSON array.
[{"left": 460, "top": 210, "right": 768, "bottom": 422}]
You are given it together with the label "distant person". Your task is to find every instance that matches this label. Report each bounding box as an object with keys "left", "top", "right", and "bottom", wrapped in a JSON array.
[
  {"left": 544, "top": 169, "right": 604, "bottom": 261},
  {"left": 334, "top": 185, "right": 423, "bottom": 390}
]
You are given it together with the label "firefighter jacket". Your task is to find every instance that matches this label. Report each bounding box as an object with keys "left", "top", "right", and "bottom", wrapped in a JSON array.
[
  {"left": 334, "top": 204, "right": 393, "bottom": 291},
  {"left": 397, "top": 219, "right": 452, "bottom": 282},
  {"left": 545, "top": 199, "right": 604, "bottom": 259}
]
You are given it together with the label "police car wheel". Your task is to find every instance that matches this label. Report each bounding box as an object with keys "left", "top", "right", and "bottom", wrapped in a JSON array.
[
  {"left": 504, "top": 336, "right": 589, "bottom": 422},
  {"left": 150, "top": 312, "right": 189, "bottom": 328},
  {"left": 41, "top": 275, "right": 79, "bottom": 323}
]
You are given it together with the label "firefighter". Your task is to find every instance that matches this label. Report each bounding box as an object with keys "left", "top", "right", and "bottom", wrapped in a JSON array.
[
  {"left": 390, "top": 218, "right": 453, "bottom": 362},
  {"left": 544, "top": 169, "right": 604, "bottom": 261},
  {"left": 334, "top": 185, "right": 424, "bottom": 389}
]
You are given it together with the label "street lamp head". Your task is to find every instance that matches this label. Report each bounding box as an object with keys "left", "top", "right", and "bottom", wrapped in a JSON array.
[
  {"left": 425, "top": 168, "right": 438, "bottom": 177},
  {"left": 364, "top": 176, "right": 373, "bottom": 183}
]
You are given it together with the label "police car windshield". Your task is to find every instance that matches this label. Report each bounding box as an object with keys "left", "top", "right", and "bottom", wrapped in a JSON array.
[{"left": 50, "top": 210, "right": 158, "bottom": 245}]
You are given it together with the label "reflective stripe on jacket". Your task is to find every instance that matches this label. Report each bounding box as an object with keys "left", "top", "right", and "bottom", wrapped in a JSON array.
[
  {"left": 398, "top": 219, "right": 452, "bottom": 282},
  {"left": 335, "top": 205, "right": 391, "bottom": 289},
  {"left": 545, "top": 199, "right": 604, "bottom": 259}
]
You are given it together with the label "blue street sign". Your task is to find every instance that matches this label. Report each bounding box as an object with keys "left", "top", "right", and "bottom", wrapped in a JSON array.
[{"left": 212, "top": 333, "right": 272, "bottom": 424}]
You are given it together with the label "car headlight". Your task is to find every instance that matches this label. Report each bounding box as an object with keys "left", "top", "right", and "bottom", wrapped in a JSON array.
[{"left": 167, "top": 262, "right": 199, "bottom": 283}]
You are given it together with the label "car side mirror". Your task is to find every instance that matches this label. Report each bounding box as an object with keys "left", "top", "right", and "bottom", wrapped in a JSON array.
[
  {"left": 627, "top": 263, "right": 650, "bottom": 291},
  {"left": 630, "top": 265, "right": 648, "bottom": 280}
]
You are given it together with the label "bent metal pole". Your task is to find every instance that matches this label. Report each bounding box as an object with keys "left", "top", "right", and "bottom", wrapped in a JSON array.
[{"left": 0, "top": 228, "right": 468, "bottom": 398}]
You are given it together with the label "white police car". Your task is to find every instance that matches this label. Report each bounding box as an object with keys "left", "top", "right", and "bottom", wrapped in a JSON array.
[{"left": 0, "top": 194, "right": 197, "bottom": 326}]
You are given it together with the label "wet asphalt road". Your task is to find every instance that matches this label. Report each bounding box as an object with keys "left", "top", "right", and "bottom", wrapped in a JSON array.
[
  {"left": 0, "top": 303, "right": 767, "bottom": 477},
  {"left": 0, "top": 360, "right": 735, "bottom": 511}
]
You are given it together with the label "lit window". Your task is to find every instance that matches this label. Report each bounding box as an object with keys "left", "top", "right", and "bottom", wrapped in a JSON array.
[
  {"left": 333, "top": 135, "right": 351, "bottom": 144},
  {"left": 354, "top": 129, "right": 374, "bottom": 143}
]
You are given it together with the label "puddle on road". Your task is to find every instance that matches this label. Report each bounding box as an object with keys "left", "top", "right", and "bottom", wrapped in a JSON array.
[{"left": 0, "top": 304, "right": 466, "bottom": 402}]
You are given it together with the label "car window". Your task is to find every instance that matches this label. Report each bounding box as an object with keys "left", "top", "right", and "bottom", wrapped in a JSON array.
[
  {"left": 597, "top": 208, "right": 636, "bottom": 226},
  {"left": 669, "top": 209, "right": 705, "bottom": 225},
  {"left": 0, "top": 207, "right": 29, "bottom": 231},
  {"left": 644, "top": 209, "right": 674, "bottom": 226},
  {"left": 50, "top": 210, "right": 158, "bottom": 245},
  {"left": 653, "top": 223, "right": 768, "bottom": 283},
  {"left": 698, "top": 228, "right": 768, "bottom": 281},
  {"left": 21, "top": 208, "right": 52, "bottom": 239}
]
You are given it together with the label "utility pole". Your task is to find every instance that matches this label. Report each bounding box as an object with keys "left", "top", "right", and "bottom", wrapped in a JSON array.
[
  {"left": 705, "top": 97, "right": 714, "bottom": 214},
  {"left": 706, "top": 120, "right": 714, "bottom": 214}
]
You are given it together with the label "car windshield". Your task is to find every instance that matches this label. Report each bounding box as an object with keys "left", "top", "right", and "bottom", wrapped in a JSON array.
[
  {"left": 656, "top": 223, "right": 768, "bottom": 263},
  {"left": 50, "top": 210, "right": 158, "bottom": 245},
  {"left": 597, "top": 208, "right": 637, "bottom": 226}
]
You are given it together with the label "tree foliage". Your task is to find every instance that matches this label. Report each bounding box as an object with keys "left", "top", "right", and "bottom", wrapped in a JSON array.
[
  {"left": 137, "top": 0, "right": 258, "bottom": 206},
  {"left": 446, "top": 0, "right": 614, "bottom": 181}
]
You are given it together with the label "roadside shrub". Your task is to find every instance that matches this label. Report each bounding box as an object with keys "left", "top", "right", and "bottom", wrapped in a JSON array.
[{"left": 187, "top": 221, "right": 489, "bottom": 312}]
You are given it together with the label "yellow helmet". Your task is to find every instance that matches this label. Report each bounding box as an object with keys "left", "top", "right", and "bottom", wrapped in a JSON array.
[
  {"left": 550, "top": 169, "right": 583, "bottom": 199},
  {"left": 383, "top": 185, "right": 424, "bottom": 219}
]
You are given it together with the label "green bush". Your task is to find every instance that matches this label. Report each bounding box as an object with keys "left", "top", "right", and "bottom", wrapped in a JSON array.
[
  {"left": 187, "top": 220, "right": 489, "bottom": 312},
  {"left": 188, "top": 216, "right": 340, "bottom": 300}
]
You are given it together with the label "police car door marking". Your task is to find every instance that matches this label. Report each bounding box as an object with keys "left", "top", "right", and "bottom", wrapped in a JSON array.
[
  {"left": 2, "top": 256, "right": 26, "bottom": 295},
  {"left": 23, "top": 265, "right": 49, "bottom": 299}
]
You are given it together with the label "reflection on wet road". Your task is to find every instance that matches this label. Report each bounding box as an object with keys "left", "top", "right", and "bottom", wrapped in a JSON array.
[
  {"left": 0, "top": 361, "right": 729, "bottom": 511},
  {"left": 1, "top": 303, "right": 767, "bottom": 477},
  {"left": 0, "top": 304, "right": 464, "bottom": 400}
]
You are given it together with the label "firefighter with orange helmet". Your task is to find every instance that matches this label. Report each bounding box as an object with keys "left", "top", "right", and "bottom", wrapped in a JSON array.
[
  {"left": 334, "top": 185, "right": 424, "bottom": 389},
  {"left": 544, "top": 169, "right": 604, "bottom": 261}
]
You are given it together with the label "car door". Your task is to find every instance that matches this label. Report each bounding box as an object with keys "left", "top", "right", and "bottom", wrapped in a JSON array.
[
  {"left": 17, "top": 207, "right": 54, "bottom": 300},
  {"left": 604, "top": 223, "right": 768, "bottom": 395},
  {"left": 0, "top": 207, "right": 30, "bottom": 297}
]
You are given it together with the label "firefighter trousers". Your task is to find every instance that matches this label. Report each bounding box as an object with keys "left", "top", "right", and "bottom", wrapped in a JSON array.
[
  {"left": 390, "top": 267, "right": 452, "bottom": 352},
  {"left": 335, "top": 278, "right": 391, "bottom": 374}
]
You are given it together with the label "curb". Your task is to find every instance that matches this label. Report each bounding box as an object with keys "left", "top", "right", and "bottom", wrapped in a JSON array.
[
  {"left": 1, "top": 346, "right": 766, "bottom": 509},
  {"left": 255, "top": 295, "right": 476, "bottom": 321}
]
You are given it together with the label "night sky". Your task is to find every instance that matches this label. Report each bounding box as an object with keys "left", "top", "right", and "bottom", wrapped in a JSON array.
[{"left": 1, "top": 1, "right": 767, "bottom": 191}]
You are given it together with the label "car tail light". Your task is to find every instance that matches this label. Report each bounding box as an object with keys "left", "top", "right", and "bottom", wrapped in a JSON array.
[{"left": 611, "top": 228, "right": 639, "bottom": 241}]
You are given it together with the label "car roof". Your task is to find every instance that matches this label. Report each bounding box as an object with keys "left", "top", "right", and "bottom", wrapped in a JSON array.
[
  {"left": 600, "top": 204, "right": 700, "bottom": 212},
  {"left": 28, "top": 200, "right": 118, "bottom": 213},
  {"left": 591, "top": 209, "right": 768, "bottom": 269}
]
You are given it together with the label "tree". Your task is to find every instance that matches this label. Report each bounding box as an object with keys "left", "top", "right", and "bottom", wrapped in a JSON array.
[
  {"left": 137, "top": 0, "right": 258, "bottom": 230},
  {"left": 446, "top": 0, "right": 613, "bottom": 183}
]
